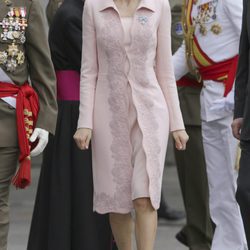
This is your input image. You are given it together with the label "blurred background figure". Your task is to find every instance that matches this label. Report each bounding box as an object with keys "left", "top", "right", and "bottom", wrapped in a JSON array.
[{"left": 27, "top": 0, "right": 112, "bottom": 249}]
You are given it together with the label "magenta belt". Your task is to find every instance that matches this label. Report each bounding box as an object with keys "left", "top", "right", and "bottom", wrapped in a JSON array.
[{"left": 56, "top": 70, "right": 80, "bottom": 101}]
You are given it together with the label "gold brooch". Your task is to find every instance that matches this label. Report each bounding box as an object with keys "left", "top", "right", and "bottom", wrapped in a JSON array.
[
  {"left": 7, "top": 43, "right": 18, "bottom": 57},
  {"left": 16, "top": 50, "right": 24, "bottom": 65},
  {"left": 211, "top": 23, "right": 222, "bottom": 35}
]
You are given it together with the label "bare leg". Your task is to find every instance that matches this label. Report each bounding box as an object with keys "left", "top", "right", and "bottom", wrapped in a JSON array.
[
  {"left": 134, "top": 198, "right": 157, "bottom": 250},
  {"left": 109, "top": 213, "right": 133, "bottom": 250}
]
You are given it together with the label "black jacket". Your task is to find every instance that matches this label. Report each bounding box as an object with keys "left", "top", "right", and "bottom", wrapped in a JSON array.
[
  {"left": 49, "top": 0, "right": 84, "bottom": 72},
  {"left": 235, "top": 0, "right": 250, "bottom": 141}
]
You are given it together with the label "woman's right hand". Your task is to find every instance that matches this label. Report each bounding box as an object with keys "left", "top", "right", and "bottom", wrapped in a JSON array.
[
  {"left": 74, "top": 128, "right": 92, "bottom": 150},
  {"left": 172, "top": 130, "right": 189, "bottom": 151}
]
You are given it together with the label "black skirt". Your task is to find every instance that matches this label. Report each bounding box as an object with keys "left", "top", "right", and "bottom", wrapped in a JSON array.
[{"left": 27, "top": 101, "right": 112, "bottom": 250}]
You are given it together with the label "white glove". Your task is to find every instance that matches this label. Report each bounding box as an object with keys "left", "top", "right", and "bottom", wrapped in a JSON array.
[
  {"left": 210, "top": 89, "right": 234, "bottom": 113},
  {"left": 30, "top": 128, "right": 49, "bottom": 157}
]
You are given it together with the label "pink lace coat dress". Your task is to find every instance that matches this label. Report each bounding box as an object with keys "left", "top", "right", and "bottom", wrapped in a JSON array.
[{"left": 78, "top": 0, "right": 185, "bottom": 214}]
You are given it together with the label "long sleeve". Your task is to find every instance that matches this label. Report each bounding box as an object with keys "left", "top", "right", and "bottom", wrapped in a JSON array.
[
  {"left": 156, "top": 0, "right": 185, "bottom": 132},
  {"left": 173, "top": 41, "right": 189, "bottom": 80},
  {"left": 77, "top": 0, "right": 98, "bottom": 129},
  {"left": 234, "top": 0, "right": 248, "bottom": 119},
  {"left": 26, "top": 0, "right": 58, "bottom": 134}
]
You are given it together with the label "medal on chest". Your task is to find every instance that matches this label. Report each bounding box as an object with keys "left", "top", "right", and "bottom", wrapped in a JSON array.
[
  {"left": 0, "top": 7, "right": 28, "bottom": 43},
  {"left": 192, "top": 0, "right": 222, "bottom": 36},
  {"left": 0, "top": 5, "right": 27, "bottom": 71}
]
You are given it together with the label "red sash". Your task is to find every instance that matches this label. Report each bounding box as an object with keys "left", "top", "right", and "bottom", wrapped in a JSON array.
[
  {"left": 198, "top": 55, "right": 239, "bottom": 97},
  {"left": 0, "top": 82, "right": 39, "bottom": 189},
  {"left": 177, "top": 76, "right": 202, "bottom": 88}
]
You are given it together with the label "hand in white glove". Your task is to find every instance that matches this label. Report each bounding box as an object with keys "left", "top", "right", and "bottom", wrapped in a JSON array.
[
  {"left": 210, "top": 89, "right": 234, "bottom": 113},
  {"left": 30, "top": 128, "right": 49, "bottom": 157}
]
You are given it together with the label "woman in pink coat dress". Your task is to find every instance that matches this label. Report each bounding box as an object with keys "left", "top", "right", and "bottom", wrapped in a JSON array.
[{"left": 74, "top": 0, "right": 189, "bottom": 249}]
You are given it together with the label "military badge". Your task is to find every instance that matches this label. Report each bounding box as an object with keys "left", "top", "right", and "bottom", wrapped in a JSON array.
[
  {"left": 0, "top": 6, "right": 28, "bottom": 44},
  {"left": 1, "top": 31, "right": 8, "bottom": 41},
  {"left": 16, "top": 50, "right": 24, "bottom": 65},
  {"left": 199, "top": 24, "right": 207, "bottom": 36},
  {"left": 193, "top": 0, "right": 222, "bottom": 36},
  {"left": 12, "top": 31, "right": 20, "bottom": 39},
  {"left": 0, "top": 18, "right": 9, "bottom": 40},
  {"left": 6, "top": 57, "right": 17, "bottom": 72},
  {"left": 195, "top": 0, "right": 218, "bottom": 24},
  {"left": 0, "top": 6, "right": 28, "bottom": 71},
  {"left": 19, "top": 33, "right": 26, "bottom": 43},
  {"left": 0, "top": 51, "right": 8, "bottom": 64},
  {"left": 0, "top": 43, "right": 25, "bottom": 71},
  {"left": 211, "top": 23, "right": 222, "bottom": 35},
  {"left": 7, "top": 43, "right": 18, "bottom": 57}
]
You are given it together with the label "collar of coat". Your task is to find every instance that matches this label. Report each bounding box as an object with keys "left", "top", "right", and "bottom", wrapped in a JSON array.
[{"left": 99, "top": 0, "right": 156, "bottom": 12}]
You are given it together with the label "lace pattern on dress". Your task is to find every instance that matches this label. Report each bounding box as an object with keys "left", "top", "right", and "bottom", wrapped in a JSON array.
[
  {"left": 131, "top": 11, "right": 162, "bottom": 207},
  {"left": 94, "top": 11, "right": 134, "bottom": 213}
]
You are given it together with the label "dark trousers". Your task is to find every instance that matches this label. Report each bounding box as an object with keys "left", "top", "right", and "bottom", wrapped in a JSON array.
[
  {"left": 0, "top": 147, "right": 18, "bottom": 250},
  {"left": 175, "top": 126, "right": 213, "bottom": 250},
  {"left": 236, "top": 140, "right": 250, "bottom": 248}
]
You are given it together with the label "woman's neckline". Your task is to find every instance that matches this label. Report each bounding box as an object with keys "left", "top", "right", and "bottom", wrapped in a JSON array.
[{"left": 113, "top": 0, "right": 141, "bottom": 18}]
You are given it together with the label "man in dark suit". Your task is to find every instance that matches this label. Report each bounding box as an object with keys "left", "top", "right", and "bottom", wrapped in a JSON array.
[{"left": 232, "top": 0, "right": 250, "bottom": 247}]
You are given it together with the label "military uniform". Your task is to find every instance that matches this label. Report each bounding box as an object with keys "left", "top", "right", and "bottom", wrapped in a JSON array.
[
  {"left": 171, "top": 4, "right": 213, "bottom": 250},
  {"left": 0, "top": 0, "right": 57, "bottom": 249},
  {"left": 173, "top": 0, "right": 247, "bottom": 249}
]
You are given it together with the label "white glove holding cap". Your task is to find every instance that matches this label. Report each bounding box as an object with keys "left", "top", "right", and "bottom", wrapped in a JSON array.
[{"left": 30, "top": 128, "right": 49, "bottom": 157}]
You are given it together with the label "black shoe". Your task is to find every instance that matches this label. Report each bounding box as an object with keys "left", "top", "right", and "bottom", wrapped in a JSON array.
[
  {"left": 158, "top": 206, "right": 185, "bottom": 221},
  {"left": 175, "top": 231, "right": 189, "bottom": 247}
]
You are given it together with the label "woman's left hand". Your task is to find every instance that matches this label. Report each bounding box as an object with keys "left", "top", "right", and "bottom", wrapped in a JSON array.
[{"left": 172, "top": 130, "right": 189, "bottom": 151}]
